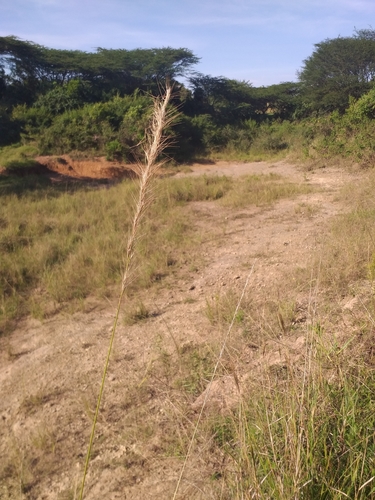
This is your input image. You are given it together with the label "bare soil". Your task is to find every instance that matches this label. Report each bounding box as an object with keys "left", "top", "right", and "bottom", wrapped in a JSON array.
[
  {"left": 0, "top": 160, "right": 362, "bottom": 499},
  {"left": 35, "top": 155, "right": 137, "bottom": 181}
]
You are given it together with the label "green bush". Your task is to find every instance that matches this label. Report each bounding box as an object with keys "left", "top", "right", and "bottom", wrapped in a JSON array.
[
  {"left": 105, "top": 140, "right": 126, "bottom": 161},
  {"left": 37, "top": 93, "right": 151, "bottom": 156},
  {"left": 347, "top": 87, "right": 375, "bottom": 121}
]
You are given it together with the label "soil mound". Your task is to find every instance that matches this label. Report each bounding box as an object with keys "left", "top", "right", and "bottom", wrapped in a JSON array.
[{"left": 35, "top": 155, "right": 137, "bottom": 180}]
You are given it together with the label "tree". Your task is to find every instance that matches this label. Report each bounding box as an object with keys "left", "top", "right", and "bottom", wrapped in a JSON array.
[
  {"left": 187, "top": 74, "right": 254, "bottom": 123},
  {"left": 298, "top": 29, "right": 375, "bottom": 113},
  {"left": 251, "top": 82, "right": 302, "bottom": 119},
  {"left": 0, "top": 36, "right": 199, "bottom": 107}
]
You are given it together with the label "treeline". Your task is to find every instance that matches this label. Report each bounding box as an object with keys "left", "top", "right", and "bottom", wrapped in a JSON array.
[{"left": 1, "top": 29, "right": 375, "bottom": 164}]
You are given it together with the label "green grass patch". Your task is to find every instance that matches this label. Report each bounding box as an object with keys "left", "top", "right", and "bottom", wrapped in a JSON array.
[{"left": 0, "top": 143, "right": 40, "bottom": 168}]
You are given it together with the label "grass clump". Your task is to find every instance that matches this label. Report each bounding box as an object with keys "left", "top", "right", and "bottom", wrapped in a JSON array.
[
  {"left": 175, "top": 344, "right": 216, "bottom": 396},
  {"left": 210, "top": 333, "right": 375, "bottom": 499},
  {"left": 164, "top": 174, "right": 233, "bottom": 203},
  {"left": 315, "top": 172, "right": 375, "bottom": 294},
  {"left": 123, "top": 300, "right": 150, "bottom": 325},
  {"left": 205, "top": 290, "right": 246, "bottom": 326},
  {"left": 220, "top": 173, "right": 313, "bottom": 208}
]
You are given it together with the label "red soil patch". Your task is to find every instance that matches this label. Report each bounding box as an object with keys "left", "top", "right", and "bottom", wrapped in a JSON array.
[{"left": 35, "top": 155, "right": 137, "bottom": 180}]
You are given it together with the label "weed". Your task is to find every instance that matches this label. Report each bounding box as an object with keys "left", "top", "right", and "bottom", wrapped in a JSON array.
[
  {"left": 294, "top": 202, "right": 320, "bottom": 217},
  {"left": 78, "top": 83, "right": 177, "bottom": 499},
  {"left": 21, "top": 393, "right": 48, "bottom": 413},
  {"left": 30, "top": 425, "right": 56, "bottom": 453},
  {"left": 205, "top": 290, "right": 246, "bottom": 326},
  {"left": 183, "top": 297, "right": 196, "bottom": 304},
  {"left": 175, "top": 344, "right": 215, "bottom": 396},
  {"left": 124, "top": 300, "right": 150, "bottom": 325}
]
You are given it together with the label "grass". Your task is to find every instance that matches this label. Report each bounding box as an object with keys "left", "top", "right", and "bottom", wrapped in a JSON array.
[
  {"left": 313, "top": 172, "right": 375, "bottom": 295},
  {"left": 123, "top": 300, "right": 151, "bottom": 325},
  {"left": 0, "top": 170, "right": 312, "bottom": 335},
  {"left": 0, "top": 143, "right": 40, "bottom": 168},
  {"left": 209, "top": 331, "right": 375, "bottom": 499},
  {"left": 0, "top": 177, "right": 191, "bottom": 333},
  {"left": 4, "top": 122, "right": 375, "bottom": 498},
  {"left": 167, "top": 169, "right": 375, "bottom": 498},
  {"left": 205, "top": 289, "right": 247, "bottom": 326},
  {"left": 220, "top": 173, "right": 313, "bottom": 208},
  {"left": 205, "top": 171, "right": 375, "bottom": 499}
]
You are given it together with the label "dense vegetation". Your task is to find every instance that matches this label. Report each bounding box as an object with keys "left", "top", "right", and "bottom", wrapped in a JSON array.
[
  {"left": 2, "top": 29, "right": 375, "bottom": 500},
  {"left": 1, "top": 29, "right": 374, "bottom": 166}
]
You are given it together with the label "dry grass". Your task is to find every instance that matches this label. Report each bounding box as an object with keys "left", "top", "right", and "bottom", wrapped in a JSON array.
[
  {"left": 220, "top": 173, "right": 313, "bottom": 208},
  {"left": 78, "top": 83, "right": 178, "bottom": 498},
  {"left": 165, "top": 170, "right": 375, "bottom": 498},
  {"left": 0, "top": 167, "right": 313, "bottom": 335},
  {"left": 3, "top": 107, "right": 375, "bottom": 498},
  {"left": 311, "top": 171, "right": 375, "bottom": 296}
]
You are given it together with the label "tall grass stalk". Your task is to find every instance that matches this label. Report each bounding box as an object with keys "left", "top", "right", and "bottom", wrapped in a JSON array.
[{"left": 78, "top": 83, "right": 177, "bottom": 499}]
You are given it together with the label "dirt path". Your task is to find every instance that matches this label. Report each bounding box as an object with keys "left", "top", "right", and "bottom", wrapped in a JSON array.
[{"left": 0, "top": 160, "right": 361, "bottom": 499}]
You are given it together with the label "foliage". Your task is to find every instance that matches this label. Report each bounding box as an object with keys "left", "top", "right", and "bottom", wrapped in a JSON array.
[
  {"left": 187, "top": 75, "right": 255, "bottom": 124},
  {"left": 2, "top": 32, "right": 375, "bottom": 162},
  {"left": 0, "top": 36, "right": 199, "bottom": 109},
  {"left": 346, "top": 86, "right": 375, "bottom": 120},
  {"left": 299, "top": 29, "right": 375, "bottom": 113},
  {"left": 33, "top": 92, "right": 152, "bottom": 157},
  {"left": 251, "top": 82, "right": 302, "bottom": 119},
  {"left": 0, "top": 143, "right": 39, "bottom": 168},
  {"left": 105, "top": 140, "right": 125, "bottom": 161},
  {"left": 303, "top": 109, "right": 375, "bottom": 165},
  {"left": 33, "top": 79, "right": 94, "bottom": 114},
  {"left": 0, "top": 107, "right": 21, "bottom": 145}
]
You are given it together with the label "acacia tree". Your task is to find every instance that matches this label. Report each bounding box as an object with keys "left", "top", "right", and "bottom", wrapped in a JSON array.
[
  {"left": 0, "top": 36, "right": 199, "bottom": 106},
  {"left": 187, "top": 74, "right": 255, "bottom": 123},
  {"left": 298, "top": 29, "right": 375, "bottom": 113}
]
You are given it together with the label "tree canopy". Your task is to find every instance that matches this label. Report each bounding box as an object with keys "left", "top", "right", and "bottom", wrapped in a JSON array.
[
  {"left": 298, "top": 29, "right": 375, "bottom": 113},
  {"left": 186, "top": 75, "right": 255, "bottom": 123},
  {"left": 0, "top": 36, "right": 199, "bottom": 105}
]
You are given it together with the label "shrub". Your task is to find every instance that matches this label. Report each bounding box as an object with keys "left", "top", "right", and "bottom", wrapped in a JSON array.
[{"left": 105, "top": 140, "right": 126, "bottom": 161}]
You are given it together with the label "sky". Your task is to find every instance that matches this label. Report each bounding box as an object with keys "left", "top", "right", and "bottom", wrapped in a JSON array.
[{"left": 0, "top": 0, "right": 374, "bottom": 87}]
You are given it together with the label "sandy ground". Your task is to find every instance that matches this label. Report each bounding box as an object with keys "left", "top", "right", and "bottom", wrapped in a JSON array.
[{"left": 0, "top": 159, "right": 362, "bottom": 499}]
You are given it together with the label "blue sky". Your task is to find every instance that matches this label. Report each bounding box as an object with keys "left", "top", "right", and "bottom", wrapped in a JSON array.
[{"left": 1, "top": 0, "right": 374, "bottom": 86}]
